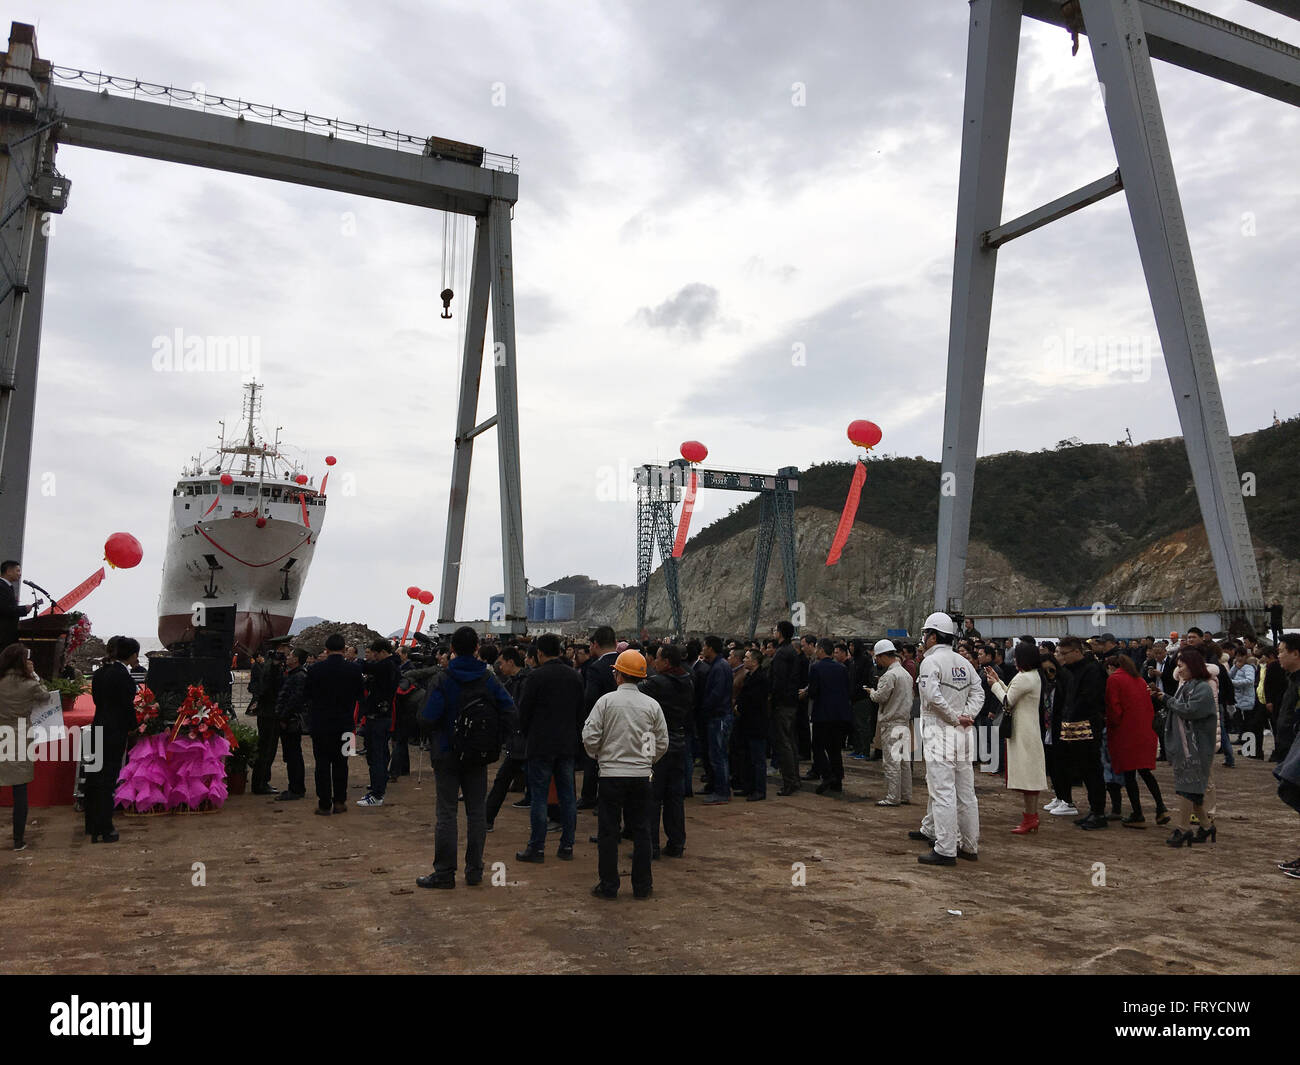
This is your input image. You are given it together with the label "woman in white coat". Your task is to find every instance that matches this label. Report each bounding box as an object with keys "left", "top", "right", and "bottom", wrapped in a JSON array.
[{"left": 984, "top": 642, "right": 1048, "bottom": 835}]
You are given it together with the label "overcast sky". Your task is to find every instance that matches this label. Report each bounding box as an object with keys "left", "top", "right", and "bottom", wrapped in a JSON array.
[{"left": 15, "top": 0, "right": 1300, "bottom": 640}]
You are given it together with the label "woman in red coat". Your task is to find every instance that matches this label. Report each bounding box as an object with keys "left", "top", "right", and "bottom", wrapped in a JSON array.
[{"left": 1105, "top": 655, "right": 1169, "bottom": 827}]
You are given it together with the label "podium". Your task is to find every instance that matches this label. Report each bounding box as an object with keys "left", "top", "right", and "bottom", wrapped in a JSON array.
[{"left": 17, "top": 613, "right": 79, "bottom": 682}]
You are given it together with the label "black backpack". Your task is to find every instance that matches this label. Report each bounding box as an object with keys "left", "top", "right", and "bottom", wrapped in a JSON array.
[{"left": 449, "top": 675, "right": 501, "bottom": 766}]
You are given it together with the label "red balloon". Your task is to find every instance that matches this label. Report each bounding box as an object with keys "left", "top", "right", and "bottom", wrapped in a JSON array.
[
  {"left": 325, "top": 455, "right": 337, "bottom": 466},
  {"left": 418, "top": 590, "right": 434, "bottom": 605},
  {"left": 406, "top": 586, "right": 421, "bottom": 600},
  {"left": 104, "top": 532, "right": 143, "bottom": 570},
  {"left": 680, "top": 440, "right": 708, "bottom": 464},
  {"left": 219, "top": 473, "right": 233, "bottom": 487},
  {"left": 294, "top": 473, "right": 309, "bottom": 485},
  {"left": 847, "top": 420, "right": 882, "bottom": 450}
]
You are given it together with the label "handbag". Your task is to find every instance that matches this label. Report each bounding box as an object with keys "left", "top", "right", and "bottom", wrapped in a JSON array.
[{"left": 997, "top": 689, "right": 1014, "bottom": 742}]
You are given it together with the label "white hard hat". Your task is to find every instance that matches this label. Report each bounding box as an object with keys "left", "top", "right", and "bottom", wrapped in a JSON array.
[
  {"left": 922, "top": 611, "right": 956, "bottom": 635},
  {"left": 872, "top": 639, "right": 897, "bottom": 655}
]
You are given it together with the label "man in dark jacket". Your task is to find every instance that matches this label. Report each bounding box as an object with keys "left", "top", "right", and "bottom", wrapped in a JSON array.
[
  {"left": 1054, "top": 636, "right": 1109, "bottom": 829},
  {"left": 769, "top": 621, "right": 802, "bottom": 795},
  {"left": 803, "top": 639, "right": 853, "bottom": 794},
  {"left": 700, "top": 636, "right": 734, "bottom": 805},
  {"left": 1272, "top": 635, "right": 1300, "bottom": 874},
  {"left": 639, "top": 642, "right": 694, "bottom": 854},
  {"left": 304, "top": 633, "right": 366, "bottom": 815},
  {"left": 272, "top": 648, "right": 309, "bottom": 800},
  {"left": 251, "top": 652, "right": 286, "bottom": 794},
  {"left": 735, "top": 649, "right": 770, "bottom": 800},
  {"left": 0, "top": 560, "right": 38, "bottom": 649},
  {"left": 486, "top": 647, "right": 530, "bottom": 830},
  {"left": 516, "top": 633, "right": 584, "bottom": 861},
  {"left": 1271, "top": 636, "right": 1300, "bottom": 765},
  {"left": 418, "top": 626, "right": 517, "bottom": 889},
  {"left": 357, "top": 639, "right": 401, "bottom": 807},
  {"left": 687, "top": 638, "right": 710, "bottom": 795},
  {"left": 579, "top": 626, "right": 618, "bottom": 809}
]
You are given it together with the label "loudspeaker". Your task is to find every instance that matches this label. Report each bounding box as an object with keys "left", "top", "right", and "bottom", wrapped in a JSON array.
[
  {"left": 194, "top": 605, "right": 236, "bottom": 661},
  {"left": 147, "top": 656, "right": 232, "bottom": 695}
]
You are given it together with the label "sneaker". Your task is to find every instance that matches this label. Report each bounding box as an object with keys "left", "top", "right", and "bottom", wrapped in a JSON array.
[
  {"left": 1284, "top": 868, "right": 1300, "bottom": 881},
  {"left": 356, "top": 795, "right": 384, "bottom": 807},
  {"left": 700, "top": 795, "right": 730, "bottom": 805},
  {"left": 13, "top": 840, "right": 27, "bottom": 851},
  {"left": 1049, "top": 803, "right": 1079, "bottom": 816},
  {"left": 547, "top": 820, "right": 563, "bottom": 833},
  {"left": 1044, "top": 798, "right": 1064, "bottom": 812},
  {"left": 511, "top": 798, "right": 531, "bottom": 809},
  {"left": 877, "top": 799, "right": 900, "bottom": 807},
  {"left": 486, "top": 821, "right": 495, "bottom": 833},
  {"left": 1277, "top": 857, "right": 1300, "bottom": 871}
]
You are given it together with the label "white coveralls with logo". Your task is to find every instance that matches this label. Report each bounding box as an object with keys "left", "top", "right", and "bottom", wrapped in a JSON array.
[{"left": 917, "top": 643, "right": 981, "bottom": 857}]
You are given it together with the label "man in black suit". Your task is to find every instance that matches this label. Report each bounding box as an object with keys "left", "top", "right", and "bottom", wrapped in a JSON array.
[
  {"left": 0, "top": 560, "right": 40, "bottom": 648},
  {"left": 578, "top": 626, "right": 617, "bottom": 809},
  {"left": 515, "top": 633, "right": 585, "bottom": 861},
  {"left": 304, "top": 632, "right": 366, "bottom": 815}
]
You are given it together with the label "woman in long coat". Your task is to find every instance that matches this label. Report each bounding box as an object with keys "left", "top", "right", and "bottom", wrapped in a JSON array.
[
  {"left": 1157, "top": 646, "right": 1218, "bottom": 847},
  {"left": 85, "top": 636, "right": 140, "bottom": 843},
  {"left": 1104, "top": 654, "right": 1168, "bottom": 827},
  {"left": 0, "top": 642, "right": 51, "bottom": 850},
  {"left": 985, "top": 642, "right": 1048, "bottom": 835}
]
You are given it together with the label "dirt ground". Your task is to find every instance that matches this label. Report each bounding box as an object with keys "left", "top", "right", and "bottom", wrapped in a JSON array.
[{"left": 3, "top": 745, "right": 1298, "bottom": 975}]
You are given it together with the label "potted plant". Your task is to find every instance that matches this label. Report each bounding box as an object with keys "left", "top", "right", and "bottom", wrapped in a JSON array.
[
  {"left": 226, "top": 719, "right": 259, "bottom": 796},
  {"left": 50, "top": 675, "right": 88, "bottom": 713}
]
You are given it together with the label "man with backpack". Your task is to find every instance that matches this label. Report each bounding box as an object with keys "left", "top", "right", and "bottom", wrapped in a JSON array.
[{"left": 417, "top": 626, "right": 517, "bottom": 889}]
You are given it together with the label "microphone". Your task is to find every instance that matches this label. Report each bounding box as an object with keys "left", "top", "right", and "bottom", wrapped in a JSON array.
[{"left": 21, "top": 579, "right": 59, "bottom": 613}]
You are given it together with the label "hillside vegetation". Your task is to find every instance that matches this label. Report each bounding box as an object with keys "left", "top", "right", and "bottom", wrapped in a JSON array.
[{"left": 686, "top": 417, "right": 1300, "bottom": 600}]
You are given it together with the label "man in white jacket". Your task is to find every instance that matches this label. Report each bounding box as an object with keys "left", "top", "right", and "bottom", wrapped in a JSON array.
[
  {"left": 582, "top": 649, "right": 669, "bottom": 899},
  {"left": 909, "top": 613, "right": 981, "bottom": 867},
  {"left": 866, "top": 640, "right": 914, "bottom": 806}
]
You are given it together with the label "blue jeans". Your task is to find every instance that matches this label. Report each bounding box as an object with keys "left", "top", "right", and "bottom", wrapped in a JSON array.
[
  {"left": 365, "top": 719, "right": 390, "bottom": 798},
  {"left": 707, "top": 715, "right": 733, "bottom": 797},
  {"left": 1220, "top": 707, "right": 1236, "bottom": 766},
  {"left": 526, "top": 756, "right": 575, "bottom": 850}
]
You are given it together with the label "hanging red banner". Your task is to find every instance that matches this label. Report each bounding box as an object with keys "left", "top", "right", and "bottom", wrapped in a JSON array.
[
  {"left": 319, "top": 471, "right": 329, "bottom": 495},
  {"left": 825, "top": 460, "right": 867, "bottom": 566},
  {"left": 299, "top": 493, "right": 310, "bottom": 528},
  {"left": 671, "top": 468, "right": 699, "bottom": 558},
  {"left": 39, "top": 567, "right": 107, "bottom": 615}
]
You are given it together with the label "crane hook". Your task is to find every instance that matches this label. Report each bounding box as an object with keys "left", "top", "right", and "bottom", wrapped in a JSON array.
[{"left": 440, "top": 288, "right": 454, "bottom": 319}]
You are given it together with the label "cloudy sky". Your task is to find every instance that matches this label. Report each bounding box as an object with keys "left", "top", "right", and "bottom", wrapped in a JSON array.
[{"left": 14, "top": 0, "right": 1300, "bottom": 640}]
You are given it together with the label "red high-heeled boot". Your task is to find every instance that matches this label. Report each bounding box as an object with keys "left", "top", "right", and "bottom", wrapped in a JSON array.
[{"left": 1011, "top": 813, "right": 1039, "bottom": 834}]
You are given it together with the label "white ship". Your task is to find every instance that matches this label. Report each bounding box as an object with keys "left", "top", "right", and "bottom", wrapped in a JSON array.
[{"left": 157, "top": 381, "right": 327, "bottom": 655}]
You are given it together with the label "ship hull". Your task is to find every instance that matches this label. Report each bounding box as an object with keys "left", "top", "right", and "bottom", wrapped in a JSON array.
[{"left": 157, "top": 487, "right": 325, "bottom": 655}]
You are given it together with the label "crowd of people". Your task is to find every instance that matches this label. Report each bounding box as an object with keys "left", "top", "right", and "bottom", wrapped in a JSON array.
[
  {"left": 3, "top": 597, "right": 1299, "bottom": 895},
  {"left": 231, "top": 614, "right": 1300, "bottom": 893}
]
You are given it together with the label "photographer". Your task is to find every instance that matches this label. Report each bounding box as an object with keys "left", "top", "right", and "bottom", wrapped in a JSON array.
[{"left": 273, "top": 648, "right": 310, "bottom": 800}]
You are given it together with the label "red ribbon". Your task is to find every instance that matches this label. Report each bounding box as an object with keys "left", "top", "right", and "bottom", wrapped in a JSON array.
[
  {"left": 825, "top": 460, "right": 867, "bottom": 566},
  {"left": 319, "top": 471, "right": 329, "bottom": 495},
  {"left": 671, "top": 469, "right": 698, "bottom": 558},
  {"left": 299, "top": 493, "right": 310, "bottom": 528},
  {"left": 38, "top": 567, "right": 106, "bottom": 615}
]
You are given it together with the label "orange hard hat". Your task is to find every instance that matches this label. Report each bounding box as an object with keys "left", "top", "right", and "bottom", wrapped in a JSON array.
[{"left": 614, "top": 649, "right": 647, "bottom": 679}]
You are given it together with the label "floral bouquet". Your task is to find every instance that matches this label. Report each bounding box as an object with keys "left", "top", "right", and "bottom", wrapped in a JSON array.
[
  {"left": 64, "top": 611, "right": 92, "bottom": 657},
  {"left": 132, "top": 684, "right": 167, "bottom": 736},
  {"left": 171, "top": 684, "right": 237, "bottom": 746}
]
